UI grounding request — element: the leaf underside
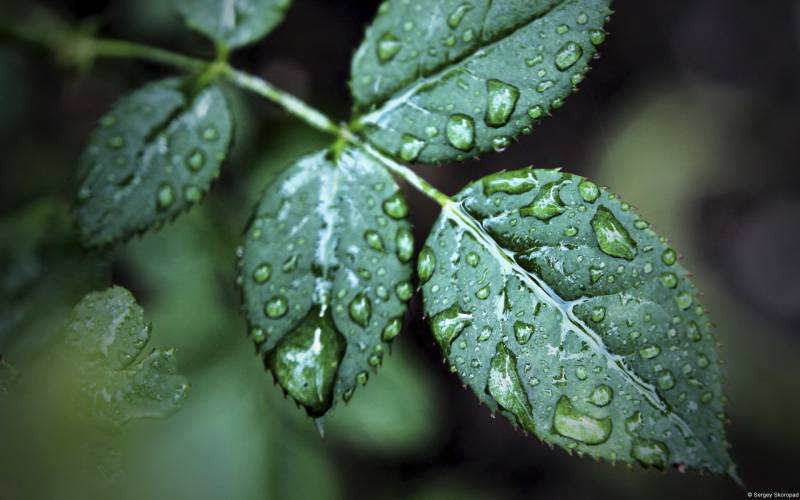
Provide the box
[174,0,293,49]
[75,78,233,247]
[65,286,189,425]
[351,0,611,164]
[420,167,735,476]
[239,147,413,417]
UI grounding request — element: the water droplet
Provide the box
[418,246,436,284]
[536,80,555,93]
[589,29,606,46]
[475,285,490,300]
[555,41,583,71]
[589,384,613,406]
[578,180,599,203]
[253,263,272,283]
[348,292,372,328]
[382,317,402,342]
[431,305,470,354]
[575,365,588,380]
[576,12,589,25]
[462,28,474,42]
[631,438,670,468]
[396,281,413,301]
[478,326,492,342]
[657,370,675,390]
[591,206,637,260]
[527,105,545,120]
[484,80,520,127]
[553,396,611,444]
[447,3,473,29]
[364,229,385,251]
[265,296,288,318]
[482,169,537,196]
[184,185,202,203]
[100,115,117,128]
[487,342,536,432]
[185,148,206,172]
[639,345,661,360]
[589,266,604,284]
[382,192,408,219]
[520,181,566,220]
[697,354,710,368]
[675,292,693,310]
[156,183,175,211]
[106,135,125,149]
[625,411,642,434]
[491,136,511,152]
[591,306,606,322]
[662,248,677,265]
[251,327,266,344]
[202,126,219,142]
[396,228,414,263]
[377,32,401,63]
[701,391,713,404]
[368,353,382,367]
[466,251,481,267]
[282,255,298,273]
[659,272,678,288]
[513,321,535,344]
[268,306,345,416]
[564,226,578,237]
[446,114,475,151]
[356,371,368,385]
[556,24,570,35]
[399,134,425,162]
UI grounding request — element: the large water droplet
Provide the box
[156,183,175,211]
[513,320,535,344]
[396,228,414,263]
[267,306,346,416]
[591,206,637,260]
[466,251,480,267]
[659,272,678,288]
[675,292,693,310]
[589,384,613,406]
[578,179,599,203]
[555,41,583,71]
[446,114,475,151]
[484,80,520,127]
[657,369,675,390]
[396,281,413,301]
[253,263,272,283]
[482,169,537,196]
[553,396,612,444]
[487,342,536,432]
[520,181,566,220]
[185,148,206,172]
[631,438,670,468]
[377,32,401,63]
[431,305,470,354]
[382,192,409,219]
[418,246,436,284]
[399,134,425,162]
[265,296,288,318]
[382,317,402,342]
[447,3,473,29]
[364,229,385,251]
[348,292,372,328]
[639,345,661,360]
[662,248,677,266]
[589,29,606,46]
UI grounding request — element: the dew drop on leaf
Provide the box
[553,395,612,445]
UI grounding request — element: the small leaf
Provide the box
[239,147,412,417]
[351,0,611,164]
[64,286,189,424]
[421,167,735,476]
[174,0,293,50]
[75,78,233,247]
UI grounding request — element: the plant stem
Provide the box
[2,20,452,206]
[220,65,341,137]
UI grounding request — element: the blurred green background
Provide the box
[1,1,799,499]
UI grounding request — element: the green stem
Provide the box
[2,19,452,206]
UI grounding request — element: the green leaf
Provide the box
[239,147,413,418]
[75,78,233,247]
[174,0,293,50]
[420,167,735,476]
[350,0,611,164]
[64,286,189,424]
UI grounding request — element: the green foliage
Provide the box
[174,0,293,50]
[420,167,733,474]
[64,286,189,424]
[350,0,611,164]
[239,148,412,417]
[75,78,233,247]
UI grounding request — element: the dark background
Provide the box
[1,1,799,499]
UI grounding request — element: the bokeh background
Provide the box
[1,1,799,499]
